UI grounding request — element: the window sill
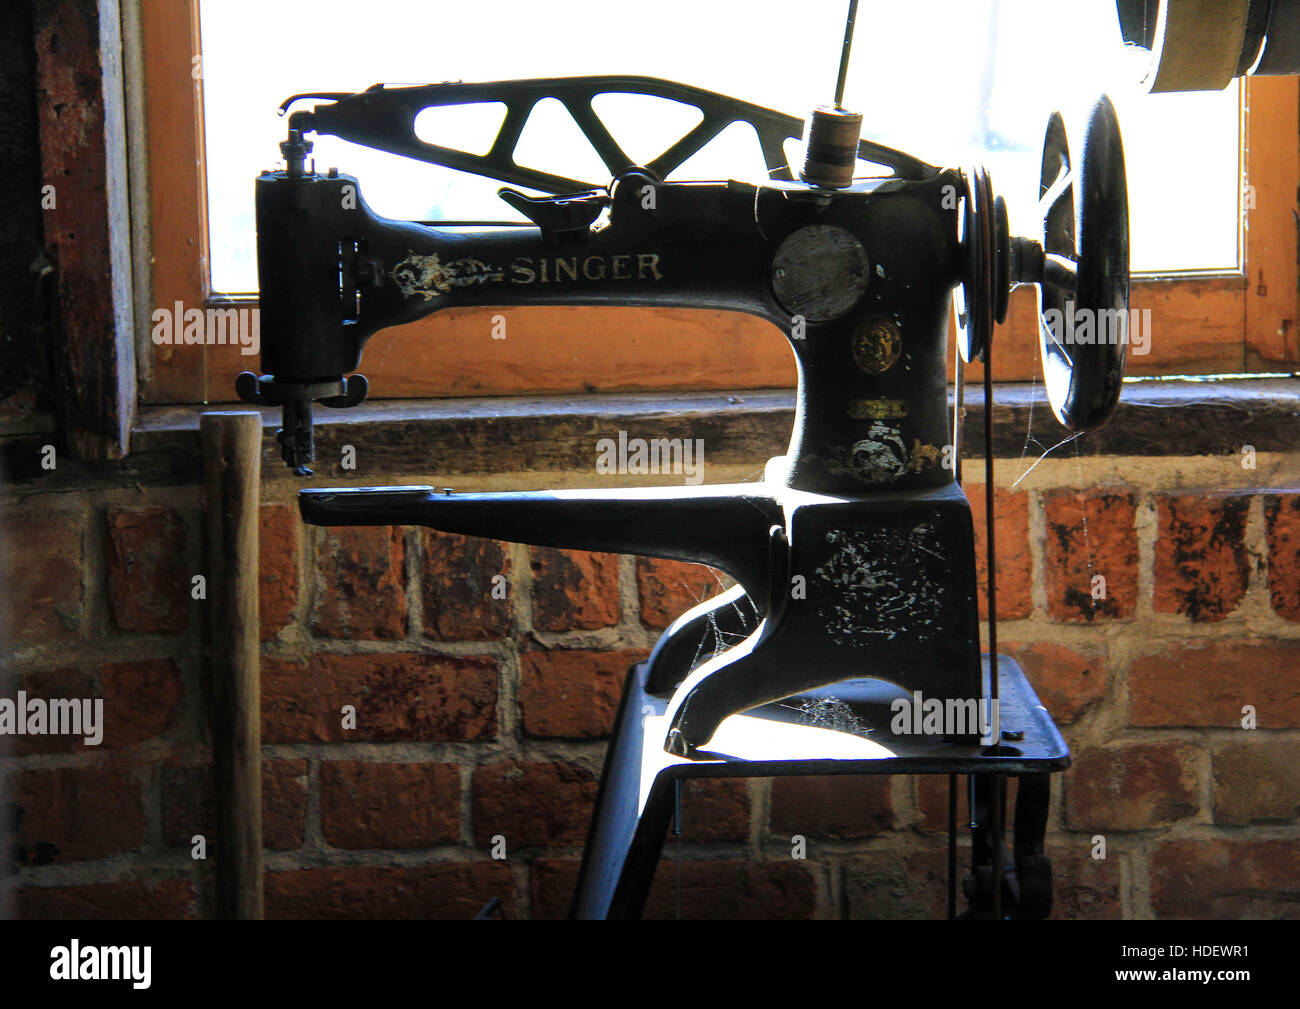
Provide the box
[3,377,1298,494]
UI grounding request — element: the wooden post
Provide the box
[201,412,263,919]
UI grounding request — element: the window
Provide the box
[141,0,1298,406]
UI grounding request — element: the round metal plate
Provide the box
[771,224,870,322]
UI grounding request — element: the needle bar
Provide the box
[834,0,860,107]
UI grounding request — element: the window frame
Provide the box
[140,0,1299,408]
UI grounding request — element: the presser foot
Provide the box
[235,371,369,477]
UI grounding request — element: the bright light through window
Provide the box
[200,0,1240,295]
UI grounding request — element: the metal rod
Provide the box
[947,774,958,919]
[983,344,1002,921]
[954,329,964,486]
[983,363,998,705]
[674,778,683,920]
[834,0,860,107]
[948,329,964,919]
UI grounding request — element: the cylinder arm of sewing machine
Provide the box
[300,482,783,616]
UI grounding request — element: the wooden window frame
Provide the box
[140,0,1300,409]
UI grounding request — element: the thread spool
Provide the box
[801,105,863,189]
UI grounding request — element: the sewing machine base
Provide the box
[571,655,1068,919]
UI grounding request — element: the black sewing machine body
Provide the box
[255,152,964,497]
[242,74,1128,918]
[259,143,986,747]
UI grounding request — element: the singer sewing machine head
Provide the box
[238,72,1128,918]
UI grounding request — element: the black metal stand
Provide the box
[570,655,1068,920]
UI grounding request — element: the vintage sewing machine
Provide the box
[237,38,1129,918]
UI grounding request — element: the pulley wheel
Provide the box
[1037,96,1130,431]
[955,165,1009,363]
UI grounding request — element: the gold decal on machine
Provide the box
[847,398,909,420]
[393,250,663,299]
[852,316,902,374]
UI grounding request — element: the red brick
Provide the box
[9,667,98,755]
[1151,839,1300,918]
[260,503,299,640]
[1265,494,1300,621]
[518,647,639,738]
[644,860,815,920]
[636,557,725,629]
[99,657,182,748]
[1005,641,1107,725]
[845,840,1109,919]
[529,547,620,631]
[1044,490,1137,621]
[531,859,581,919]
[13,767,145,863]
[967,485,1032,620]
[422,530,511,640]
[261,759,310,848]
[265,863,514,920]
[106,507,188,633]
[262,652,497,743]
[161,759,308,850]
[311,525,406,639]
[1212,739,1300,825]
[844,846,948,919]
[19,879,194,920]
[1,510,84,643]
[1154,493,1249,621]
[161,765,209,847]
[472,760,598,846]
[320,761,460,849]
[916,774,965,833]
[677,778,750,842]
[1129,641,1300,727]
[770,775,892,838]
[1065,741,1198,831]
[1045,840,1122,919]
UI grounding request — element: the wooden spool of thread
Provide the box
[801,105,863,189]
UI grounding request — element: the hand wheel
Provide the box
[954,95,1130,431]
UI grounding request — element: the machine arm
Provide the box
[277,75,938,194]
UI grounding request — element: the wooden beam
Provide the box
[32,0,136,459]
[202,411,263,920]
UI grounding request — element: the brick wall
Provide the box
[2,448,1298,919]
